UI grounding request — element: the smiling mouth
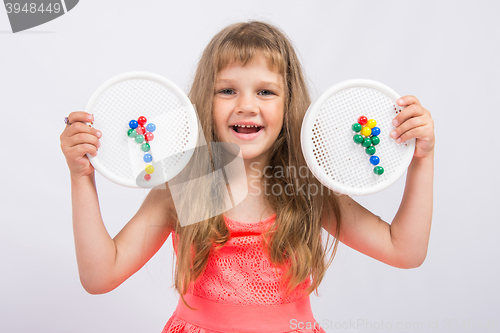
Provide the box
[231,125,263,134]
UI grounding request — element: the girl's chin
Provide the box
[216,133,273,161]
[239,147,271,162]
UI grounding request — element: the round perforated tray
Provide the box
[85,72,199,188]
[301,79,415,196]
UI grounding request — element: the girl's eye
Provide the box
[218,89,235,95]
[258,90,274,96]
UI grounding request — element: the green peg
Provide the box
[353,134,364,144]
[374,166,384,175]
[362,137,372,147]
[366,146,376,155]
[127,129,137,138]
[135,134,145,144]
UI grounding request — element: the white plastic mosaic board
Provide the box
[301,79,415,196]
[85,72,199,188]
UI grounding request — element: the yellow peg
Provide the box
[145,165,155,174]
[367,119,377,128]
[360,126,372,137]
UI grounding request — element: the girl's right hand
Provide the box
[60,112,102,179]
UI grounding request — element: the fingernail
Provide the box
[392,119,399,126]
[397,98,404,105]
[87,114,94,121]
[396,138,402,143]
[97,141,101,148]
[390,131,397,138]
[96,130,102,138]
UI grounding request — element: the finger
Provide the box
[62,142,99,161]
[67,111,94,126]
[61,124,101,155]
[70,143,99,158]
[67,132,101,149]
[396,95,421,107]
[65,122,102,139]
[396,124,432,144]
[392,104,427,127]
[390,116,427,142]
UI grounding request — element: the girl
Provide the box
[60,21,434,332]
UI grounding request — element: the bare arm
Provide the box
[71,175,174,294]
[322,96,434,269]
[112,185,174,291]
[389,152,433,267]
[62,112,175,294]
[70,172,116,293]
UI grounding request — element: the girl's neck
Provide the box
[223,151,275,223]
[243,152,271,194]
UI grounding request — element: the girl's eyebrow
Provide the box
[215,79,235,85]
[215,79,283,90]
[259,81,283,90]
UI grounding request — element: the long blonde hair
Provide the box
[171,21,341,309]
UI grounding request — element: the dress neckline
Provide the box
[223,213,276,226]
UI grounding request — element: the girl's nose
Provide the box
[236,94,259,114]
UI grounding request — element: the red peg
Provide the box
[358,116,368,125]
[136,125,146,135]
[138,116,147,126]
[144,174,151,181]
[145,132,154,142]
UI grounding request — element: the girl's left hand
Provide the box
[390,95,435,159]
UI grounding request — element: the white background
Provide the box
[1,1,499,332]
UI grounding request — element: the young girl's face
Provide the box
[213,54,285,162]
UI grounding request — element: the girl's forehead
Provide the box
[217,50,284,75]
[215,63,284,90]
[217,56,282,79]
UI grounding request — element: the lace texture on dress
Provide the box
[172,214,310,305]
[164,214,325,333]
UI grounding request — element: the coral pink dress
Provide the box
[162,214,325,333]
